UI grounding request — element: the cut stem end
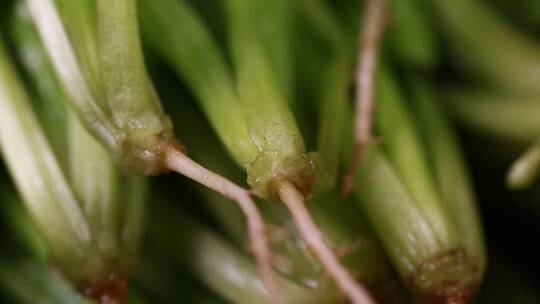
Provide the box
[408,248,480,304]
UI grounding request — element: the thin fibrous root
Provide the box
[342,0,387,197]
[277,181,376,304]
[163,145,281,304]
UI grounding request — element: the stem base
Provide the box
[80,273,127,304]
[408,248,480,304]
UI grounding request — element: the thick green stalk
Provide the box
[296,8,404,295]
[447,89,540,145]
[222,0,326,199]
[15,1,276,300]
[315,54,351,181]
[352,146,440,278]
[294,6,408,301]
[352,146,480,302]
[137,0,256,165]
[140,0,329,195]
[0,189,91,304]
[253,0,295,99]
[9,2,68,168]
[96,0,174,175]
[409,79,486,277]
[67,114,147,297]
[25,0,125,158]
[55,0,104,109]
[26,0,264,275]
[26,10,272,277]
[423,0,540,94]
[10,6,147,280]
[119,176,148,256]
[96,0,166,144]
[345,68,482,302]
[0,37,96,283]
[148,194,335,304]
[68,112,121,258]
[279,2,482,300]
[25,0,174,175]
[53,2,278,297]
[375,66,459,251]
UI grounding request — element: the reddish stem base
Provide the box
[81,274,127,304]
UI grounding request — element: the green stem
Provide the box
[316,54,351,181]
[96,0,174,175]
[345,67,482,302]
[54,0,104,109]
[10,5,146,280]
[253,0,295,99]
[140,0,330,196]
[0,189,91,304]
[296,5,402,295]
[222,0,324,199]
[9,2,69,169]
[25,0,124,155]
[351,146,439,276]
[119,176,148,256]
[0,37,95,283]
[137,0,256,166]
[409,79,486,277]
[68,112,122,258]
[351,146,479,302]
[87,3,279,295]
[376,66,460,251]
[26,0,174,175]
